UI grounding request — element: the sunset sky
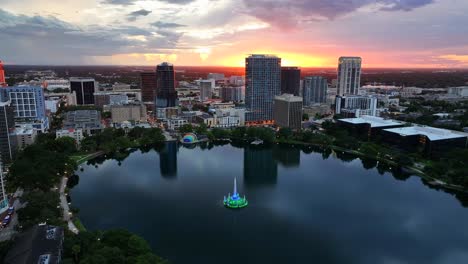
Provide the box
[1,0,468,68]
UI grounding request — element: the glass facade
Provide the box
[303,76,328,105]
[245,55,281,122]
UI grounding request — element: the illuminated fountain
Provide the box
[223,178,248,209]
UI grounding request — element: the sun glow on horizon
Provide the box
[220,52,332,68]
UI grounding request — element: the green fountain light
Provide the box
[224,178,248,209]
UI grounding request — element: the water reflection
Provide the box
[72,142,468,264]
[158,141,178,178]
[243,146,278,186]
[272,144,300,168]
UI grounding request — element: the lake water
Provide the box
[71,142,468,264]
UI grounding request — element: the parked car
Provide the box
[7,207,14,216]
[2,215,11,227]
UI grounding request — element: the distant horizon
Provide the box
[4,64,468,71]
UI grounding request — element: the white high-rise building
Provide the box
[337,57,362,96]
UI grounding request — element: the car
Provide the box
[2,215,11,227]
[7,207,14,216]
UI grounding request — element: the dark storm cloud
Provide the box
[151,21,186,28]
[0,9,182,64]
[243,0,435,28]
[127,9,152,22]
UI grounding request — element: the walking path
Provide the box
[60,176,79,234]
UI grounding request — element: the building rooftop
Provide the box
[13,124,35,135]
[275,93,302,102]
[384,126,468,141]
[339,116,405,128]
[248,54,279,58]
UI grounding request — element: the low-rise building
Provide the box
[303,104,331,118]
[56,128,84,144]
[156,107,180,119]
[166,118,188,130]
[448,86,468,97]
[63,110,102,134]
[13,124,37,149]
[335,95,378,117]
[338,116,406,139]
[4,224,64,264]
[220,86,245,102]
[382,125,468,157]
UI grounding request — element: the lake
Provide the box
[71,142,468,264]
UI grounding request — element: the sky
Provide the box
[1,0,468,68]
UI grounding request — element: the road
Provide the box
[60,177,79,234]
[0,190,23,241]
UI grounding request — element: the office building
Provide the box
[337,57,362,96]
[63,110,102,134]
[0,101,16,163]
[42,79,69,91]
[140,71,157,103]
[273,94,303,130]
[0,60,5,86]
[448,87,468,97]
[207,73,225,81]
[220,86,244,102]
[229,76,245,86]
[281,67,301,95]
[5,224,64,264]
[303,76,328,106]
[13,124,37,150]
[156,62,178,108]
[156,107,180,120]
[56,128,84,144]
[200,79,215,101]
[70,77,96,105]
[382,126,468,157]
[245,54,281,123]
[335,95,377,117]
[1,85,46,121]
[110,103,147,123]
[338,116,405,139]
[0,162,8,214]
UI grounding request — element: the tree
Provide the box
[194,123,208,135]
[72,244,81,263]
[277,127,292,140]
[179,124,193,134]
[302,113,309,121]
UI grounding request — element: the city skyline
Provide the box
[1,0,468,68]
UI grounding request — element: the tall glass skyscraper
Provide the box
[0,101,16,163]
[281,67,300,96]
[337,57,362,96]
[303,76,328,106]
[70,77,96,105]
[245,55,281,123]
[155,62,178,108]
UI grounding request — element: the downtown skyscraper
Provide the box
[281,67,301,96]
[245,55,281,123]
[155,62,178,109]
[337,57,362,96]
[303,76,328,106]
